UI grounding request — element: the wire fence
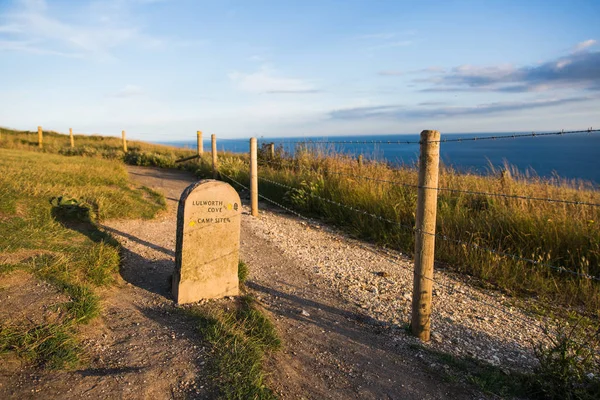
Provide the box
[258,158,600,208]
[255,174,599,281]
[219,169,548,335]
[215,127,599,346]
[260,128,599,145]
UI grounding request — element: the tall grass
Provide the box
[0,149,166,368]
[217,145,600,315]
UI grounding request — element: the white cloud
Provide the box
[453,64,515,77]
[0,0,168,60]
[358,30,416,40]
[573,39,597,53]
[422,66,445,73]
[370,40,412,50]
[378,66,446,76]
[378,70,404,76]
[0,24,22,33]
[228,66,318,94]
[0,38,82,57]
[358,32,396,40]
[112,84,144,98]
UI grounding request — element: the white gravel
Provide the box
[244,204,552,372]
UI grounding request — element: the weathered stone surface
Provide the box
[172,180,241,304]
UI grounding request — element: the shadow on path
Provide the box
[101,225,175,257]
[118,246,174,298]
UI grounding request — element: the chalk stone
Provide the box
[173,180,241,304]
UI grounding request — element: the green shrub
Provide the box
[58,146,98,157]
[531,316,600,399]
[124,151,177,168]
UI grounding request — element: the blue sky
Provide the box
[0,0,599,141]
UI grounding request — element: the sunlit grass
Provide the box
[213,145,600,315]
[0,148,166,368]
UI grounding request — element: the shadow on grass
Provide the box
[50,197,118,247]
[51,197,175,298]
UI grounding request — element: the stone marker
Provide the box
[172,180,241,304]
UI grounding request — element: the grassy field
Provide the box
[0,146,280,398]
[1,128,598,396]
[0,148,166,367]
[207,145,600,317]
[0,126,248,173]
[4,125,596,314]
[0,126,198,167]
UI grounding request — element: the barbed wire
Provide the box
[258,128,598,146]
[221,171,547,333]
[219,171,311,220]
[429,128,598,144]
[265,138,420,145]
[257,175,600,281]
[258,158,600,208]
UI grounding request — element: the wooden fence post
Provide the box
[122,130,127,153]
[69,128,74,148]
[197,130,203,156]
[250,137,258,217]
[357,154,363,167]
[268,143,275,159]
[211,134,218,178]
[38,126,43,148]
[411,129,441,342]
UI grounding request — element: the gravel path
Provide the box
[244,208,545,372]
[120,166,497,399]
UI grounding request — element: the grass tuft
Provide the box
[0,323,80,369]
[238,260,249,284]
[185,261,280,399]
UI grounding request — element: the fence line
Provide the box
[256,174,600,281]
[219,169,547,335]
[258,158,600,208]
[426,128,598,144]
[259,128,599,145]
[223,171,600,362]
[204,127,598,343]
[261,160,600,207]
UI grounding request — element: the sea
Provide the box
[158,132,600,186]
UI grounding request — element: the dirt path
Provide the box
[121,167,485,400]
[1,168,210,400]
[2,165,487,399]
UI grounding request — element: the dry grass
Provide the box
[212,145,600,315]
[0,126,195,157]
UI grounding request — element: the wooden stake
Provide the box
[250,137,258,217]
[197,131,203,156]
[69,128,74,148]
[122,130,127,153]
[38,126,43,148]
[358,154,363,167]
[211,134,218,178]
[268,143,275,159]
[411,130,441,342]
